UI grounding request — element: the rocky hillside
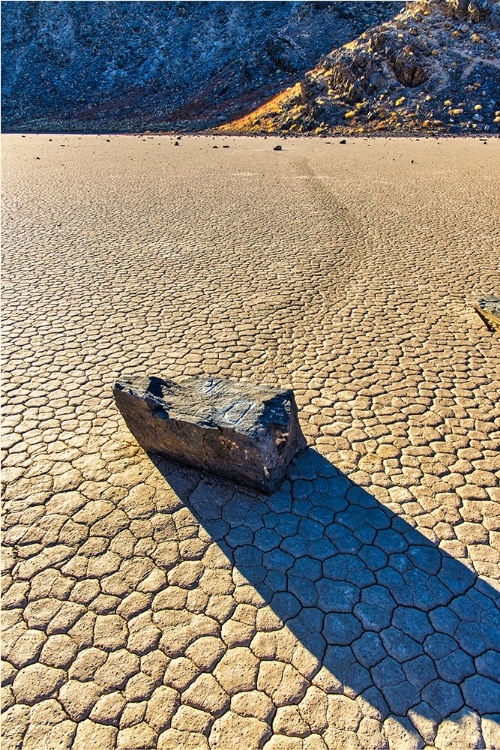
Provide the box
[1,1,401,133]
[220,0,500,136]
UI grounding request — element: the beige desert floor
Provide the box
[1,134,499,750]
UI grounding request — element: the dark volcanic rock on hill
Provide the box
[221,0,500,135]
[1,1,402,133]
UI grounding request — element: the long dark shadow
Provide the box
[151,448,500,735]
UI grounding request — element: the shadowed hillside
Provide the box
[1,1,401,133]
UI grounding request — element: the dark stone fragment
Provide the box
[389,49,428,87]
[273,144,282,151]
[339,139,347,144]
[114,375,307,494]
[266,34,306,74]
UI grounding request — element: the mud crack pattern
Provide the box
[1,135,499,749]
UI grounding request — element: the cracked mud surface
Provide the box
[2,134,499,749]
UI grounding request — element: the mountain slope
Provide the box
[1,1,402,133]
[219,0,500,135]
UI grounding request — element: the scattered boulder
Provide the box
[113,375,307,493]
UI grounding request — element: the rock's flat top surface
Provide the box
[1,136,499,750]
[116,375,297,436]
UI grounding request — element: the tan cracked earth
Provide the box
[1,134,499,750]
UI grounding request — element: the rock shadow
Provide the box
[151,448,500,735]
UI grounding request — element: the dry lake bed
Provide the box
[2,135,500,749]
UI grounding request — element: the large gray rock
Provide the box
[113,375,307,493]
